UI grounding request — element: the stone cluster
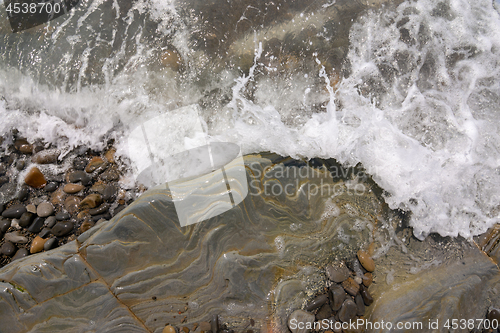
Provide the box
[0,136,142,268]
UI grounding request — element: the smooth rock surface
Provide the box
[63,184,84,194]
[326,264,350,283]
[51,222,74,236]
[24,167,47,188]
[37,202,54,217]
[2,204,27,219]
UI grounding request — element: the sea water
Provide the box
[0,0,499,240]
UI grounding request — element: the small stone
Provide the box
[39,227,52,238]
[357,250,375,272]
[341,277,360,296]
[5,231,28,244]
[43,237,57,251]
[0,241,16,256]
[362,272,373,287]
[30,236,47,254]
[160,49,183,71]
[14,139,32,154]
[305,294,328,312]
[17,185,29,201]
[19,212,35,227]
[359,285,373,306]
[55,211,71,221]
[79,194,102,210]
[85,156,105,173]
[330,284,346,311]
[64,196,81,214]
[77,210,91,221]
[90,181,106,193]
[355,294,365,316]
[25,167,47,188]
[181,327,189,333]
[326,264,350,283]
[51,221,74,236]
[0,218,11,232]
[63,183,84,194]
[105,148,116,163]
[44,182,59,192]
[315,303,333,321]
[338,299,357,322]
[2,204,27,219]
[69,170,92,186]
[31,149,60,164]
[15,159,26,171]
[37,202,54,217]
[79,220,94,233]
[28,217,45,233]
[102,184,117,202]
[211,314,219,333]
[26,204,37,214]
[89,203,109,216]
[73,157,88,170]
[163,325,176,333]
[288,310,315,333]
[488,308,500,321]
[50,188,66,206]
[12,248,29,261]
[100,168,119,181]
[91,212,111,222]
[45,216,57,228]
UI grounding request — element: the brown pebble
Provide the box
[90,181,106,193]
[362,272,373,287]
[181,327,189,333]
[50,188,66,206]
[14,139,32,154]
[64,196,81,214]
[30,236,47,254]
[31,149,60,164]
[25,167,47,188]
[341,277,360,296]
[105,148,116,163]
[79,194,102,210]
[63,184,84,194]
[199,322,211,331]
[359,285,373,306]
[85,156,105,173]
[26,204,37,214]
[357,250,375,272]
[160,49,183,71]
[100,168,119,181]
[77,210,91,221]
[79,220,95,233]
[163,325,176,333]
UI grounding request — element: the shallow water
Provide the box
[0,0,500,252]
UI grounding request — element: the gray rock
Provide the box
[330,284,346,311]
[45,216,57,228]
[18,212,35,227]
[4,231,28,244]
[0,183,16,205]
[44,182,59,192]
[355,294,365,316]
[89,204,109,216]
[288,310,315,333]
[43,237,57,251]
[55,211,71,221]
[37,202,54,217]
[17,185,29,201]
[326,264,350,283]
[28,217,45,233]
[39,227,52,238]
[102,185,117,202]
[51,221,74,237]
[338,299,357,322]
[305,294,328,312]
[0,241,16,256]
[0,218,11,233]
[11,248,28,261]
[68,171,92,186]
[2,204,27,219]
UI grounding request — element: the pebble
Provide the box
[31,149,60,164]
[198,322,211,331]
[45,216,57,228]
[15,159,25,171]
[64,196,81,214]
[105,149,116,163]
[68,171,92,186]
[37,202,54,217]
[288,310,315,333]
[25,167,47,188]
[85,156,105,173]
[5,231,28,244]
[28,217,46,233]
[14,139,32,154]
[355,294,365,316]
[100,168,119,181]
[0,241,16,256]
[63,184,84,194]
[43,237,57,251]
[91,212,111,222]
[19,212,35,227]
[0,176,9,186]
[102,184,117,202]
[89,203,109,216]
[39,227,52,238]
[338,299,357,322]
[330,284,346,311]
[2,204,27,219]
[50,188,66,206]
[79,220,94,233]
[341,277,360,296]
[362,272,373,287]
[80,194,102,210]
[315,303,333,321]
[326,264,350,283]
[357,250,375,272]
[12,248,29,261]
[44,182,59,192]
[211,314,219,333]
[305,294,328,312]
[73,157,87,170]
[26,204,37,214]
[0,203,3,214]
[163,325,176,333]
[359,285,373,306]
[51,221,74,237]
[55,211,71,221]
[17,185,29,201]
[30,236,47,254]
[0,218,11,232]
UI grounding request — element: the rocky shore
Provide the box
[0,133,143,268]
